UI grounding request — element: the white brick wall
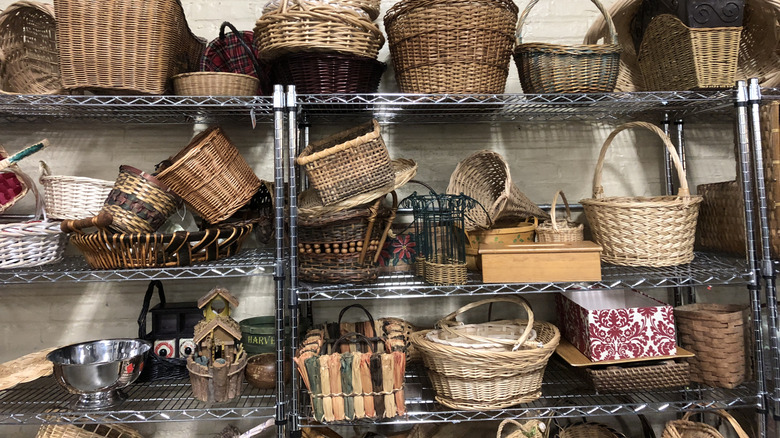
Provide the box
[0,0,752,436]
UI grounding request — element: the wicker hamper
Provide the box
[581,122,702,267]
[53,0,205,94]
[384,0,518,94]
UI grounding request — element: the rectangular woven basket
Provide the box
[586,360,690,393]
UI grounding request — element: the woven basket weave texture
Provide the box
[586,360,690,392]
[39,161,113,221]
[537,190,584,242]
[172,72,259,96]
[103,165,179,234]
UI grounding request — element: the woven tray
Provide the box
[586,360,690,393]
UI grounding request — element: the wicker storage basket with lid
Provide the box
[537,190,584,242]
[155,126,261,225]
[410,296,560,410]
[53,0,205,94]
[581,121,702,267]
[514,0,621,93]
[0,1,61,95]
[38,161,113,221]
[384,0,518,94]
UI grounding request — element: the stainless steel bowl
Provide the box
[47,338,151,410]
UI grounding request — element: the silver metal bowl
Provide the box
[47,338,151,410]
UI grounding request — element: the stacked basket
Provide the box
[256,0,386,93]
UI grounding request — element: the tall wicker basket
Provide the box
[581,122,702,267]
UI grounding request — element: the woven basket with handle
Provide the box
[39,160,113,221]
[559,422,625,438]
[537,190,584,242]
[581,122,702,267]
[661,409,749,438]
[514,0,621,93]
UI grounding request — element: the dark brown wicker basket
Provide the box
[271,51,385,94]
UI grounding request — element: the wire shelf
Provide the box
[0,95,276,124]
[0,376,275,425]
[297,252,752,301]
[0,248,275,283]
[298,359,760,425]
[297,91,736,124]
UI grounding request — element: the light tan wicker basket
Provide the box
[172,72,259,96]
[661,409,749,438]
[559,423,625,438]
[410,296,560,410]
[581,122,702,267]
[39,161,113,221]
[496,418,549,438]
[36,423,143,438]
[537,190,584,242]
[262,0,379,20]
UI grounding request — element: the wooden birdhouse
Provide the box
[197,287,239,321]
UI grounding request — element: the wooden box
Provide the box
[478,241,602,283]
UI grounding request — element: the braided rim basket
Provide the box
[410,296,560,410]
[661,409,749,438]
[514,0,621,94]
[536,190,584,242]
[580,121,702,267]
[254,0,384,61]
[39,160,113,221]
[384,0,519,94]
[0,1,62,95]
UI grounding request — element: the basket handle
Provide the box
[0,139,48,173]
[516,0,618,46]
[38,160,52,181]
[331,331,385,355]
[138,280,166,340]
[550,190,572,232]
[592,121,690,199]
[60,211,114,234]
[679,410,749,438]
[337,304,376,333]
[219,21,263,80]
[437,296,536,351]
[497,418,546,438]
[372,190,399,264]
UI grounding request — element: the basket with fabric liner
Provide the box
[297,119,394,206]
[410,296,560,410]
[514,0,621,93]
[38,160,113,221]
[53,0,205,94]
[198,21,270,95]
[155,126,261,225]
[271,51,385,94]
[581,121,702,267]
[384,0,518,94]
[253,0,384,61]
[537,190,584,242]
[0,1,62,95]
[661,409,750,438]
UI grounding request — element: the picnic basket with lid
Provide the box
[581,121,702,267]
[514,0,621,93]
[410,296,560,410]
[536,190,584,242]
[38,161,113,221]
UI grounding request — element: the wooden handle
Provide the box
[60,211,113,233]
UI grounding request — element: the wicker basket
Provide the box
[0,145,28,213]
[200,22,269,95]
[496,418,548,438]
[103,165,179,234]
[0,1,61,95]
[68,220,254,269]
[297,120,394,206]
[38,161,113,221]
[638,14,741,90]
[584,0,780,91]
[674,303,748,389]
[559,423,625,438]
[695,180,746,255]
[514,0,621,94]
[537,190,584,242]
[581,122,702,267]
[262,0,380,20]
[447,150,548,231]
[53,0,206,94]
[410,296,560,410]
[271,52,385,94]
[172,72,259,96]
[384,0,518,94]
[662,409,749,438]
[155,127,261,225]
[36,423,143,438]
[254,0,384,61]
[586,360,690,393]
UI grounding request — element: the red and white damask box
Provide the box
[555,289,677,362]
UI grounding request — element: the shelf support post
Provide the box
[273,84,287,438]
[286,85,301,437]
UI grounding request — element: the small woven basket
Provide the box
[254,0,384,61]
[447,150,548,231]
[297,119,394,206]
[0,1,61,94]
[496,418,548,438]
[38,161,113,221]
[537,190,584,242]
[514,0,621,93]
[586,360,690,393]
[53,0,205,94]
[36,423,144,438]
[103,165,179,234]
[559,422,625,438]
[674,303,748,389]
[155,127,261,225]
[661,409,749,438]
[638,14,741,90]
[694,180,746,255]
[410,296,560,410]
[581,122,702,267]
[271,52,385,94]
[172,72,259,96]
[384,0,518,93]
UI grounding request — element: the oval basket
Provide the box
[271,52,385,94]
[172,72,259,96]
[580,122,702,267]
[661,409,749,438]
[39,161,113,221]
[536,190,584,242]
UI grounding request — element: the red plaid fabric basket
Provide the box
[200,22,270,94]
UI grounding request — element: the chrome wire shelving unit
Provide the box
[286,85,771,436]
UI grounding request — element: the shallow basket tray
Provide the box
[39,161,113,221]
[172,72,259,96]
[68,221,254,269]
[586,360,690,393]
